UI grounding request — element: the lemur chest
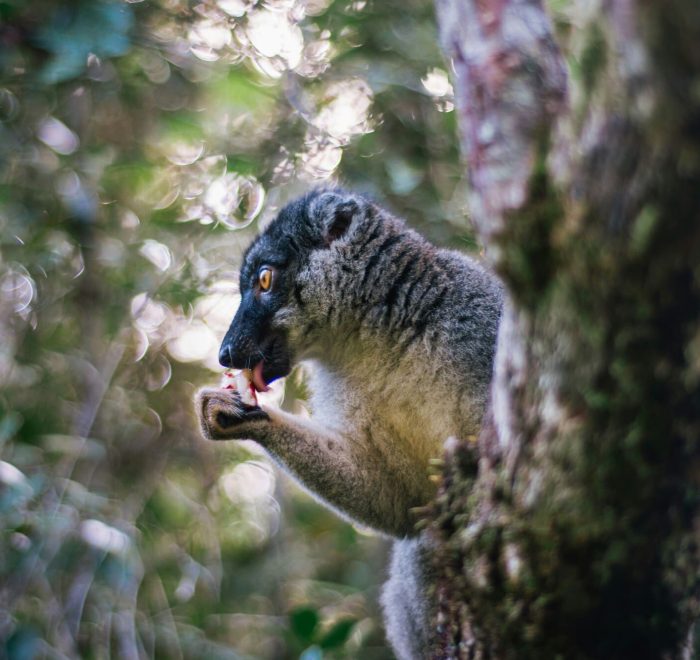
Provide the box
[306,364,457,456]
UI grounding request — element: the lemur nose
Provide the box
[218,343,234,368]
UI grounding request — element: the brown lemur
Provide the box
[196,188,503,659]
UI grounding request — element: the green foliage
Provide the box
[0,0,466,657]
[320,618,357,649]
[579,23,607,94]
[36,2,134,83]
[289,607,357,658]
[291,607,320,643]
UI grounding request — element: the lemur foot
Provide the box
[196,387,269,440]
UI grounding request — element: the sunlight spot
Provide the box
[166,141,205,166]
[120,208,140,229]
[139,239,173,272]
[304,0,333,15]
[220,461,275,504]
[421,68,453,97]
[81,519,130,555]
[218,0,250,17]
[37,116,79,155]
[202,173,265,229]
[1,269,35,314]
[246,9,303,70]
[132,327,149,362]
[301,141,342,179]
[297,38,332,77]
[145,354,172,391]
[313,79,373,143]
[139,51,171,84]
[181,154,228,202]
[0,461,30,490]
[188,20,233,62]
[167,320,218,363]
[139,168,179,210]
[195,289,240,335]
[131,293,169,333]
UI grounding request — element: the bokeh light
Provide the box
[0,0,468,656]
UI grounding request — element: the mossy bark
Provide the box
[432,1,700,657]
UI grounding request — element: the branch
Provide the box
[436,0,567,245]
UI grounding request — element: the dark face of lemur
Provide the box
[218,188,361,390]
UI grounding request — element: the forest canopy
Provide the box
[0,0,465,657]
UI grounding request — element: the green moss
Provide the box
[500,137,564,308]
[630,205,659,255]
[580,23,608,94]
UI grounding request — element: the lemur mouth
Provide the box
[252,334,293,390]
[251,361,270,393]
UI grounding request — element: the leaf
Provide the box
[290,607,320,643]
[319,619,357,649]
[207,71,278,114]
[35,1,134,83]
[5,626,41,660]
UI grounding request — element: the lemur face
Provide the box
[217,223,298,392]
[218,189,362,391]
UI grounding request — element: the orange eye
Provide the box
[258,267,272,291]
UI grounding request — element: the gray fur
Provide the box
[197,189,503,659]
[382,536,436,659]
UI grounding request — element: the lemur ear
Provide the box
[324,200,357,246]
[309,190,361,247]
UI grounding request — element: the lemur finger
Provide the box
[196,388,238,439]
[196,388,269,440]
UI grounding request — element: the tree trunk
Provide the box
[432,0,700,657]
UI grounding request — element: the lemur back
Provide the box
[197,188,503,658]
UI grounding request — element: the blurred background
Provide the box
[0,0,472,657]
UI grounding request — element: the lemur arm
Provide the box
[197,388,419,537]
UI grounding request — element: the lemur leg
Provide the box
[197,388,416,536]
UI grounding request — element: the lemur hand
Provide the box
[196,388,270,440]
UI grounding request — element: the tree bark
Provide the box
[432,0,700,657]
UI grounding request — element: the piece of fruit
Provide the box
[220,369,258,406]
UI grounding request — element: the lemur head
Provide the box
[219,188,381,391]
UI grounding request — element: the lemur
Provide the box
[196,188,503,659]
